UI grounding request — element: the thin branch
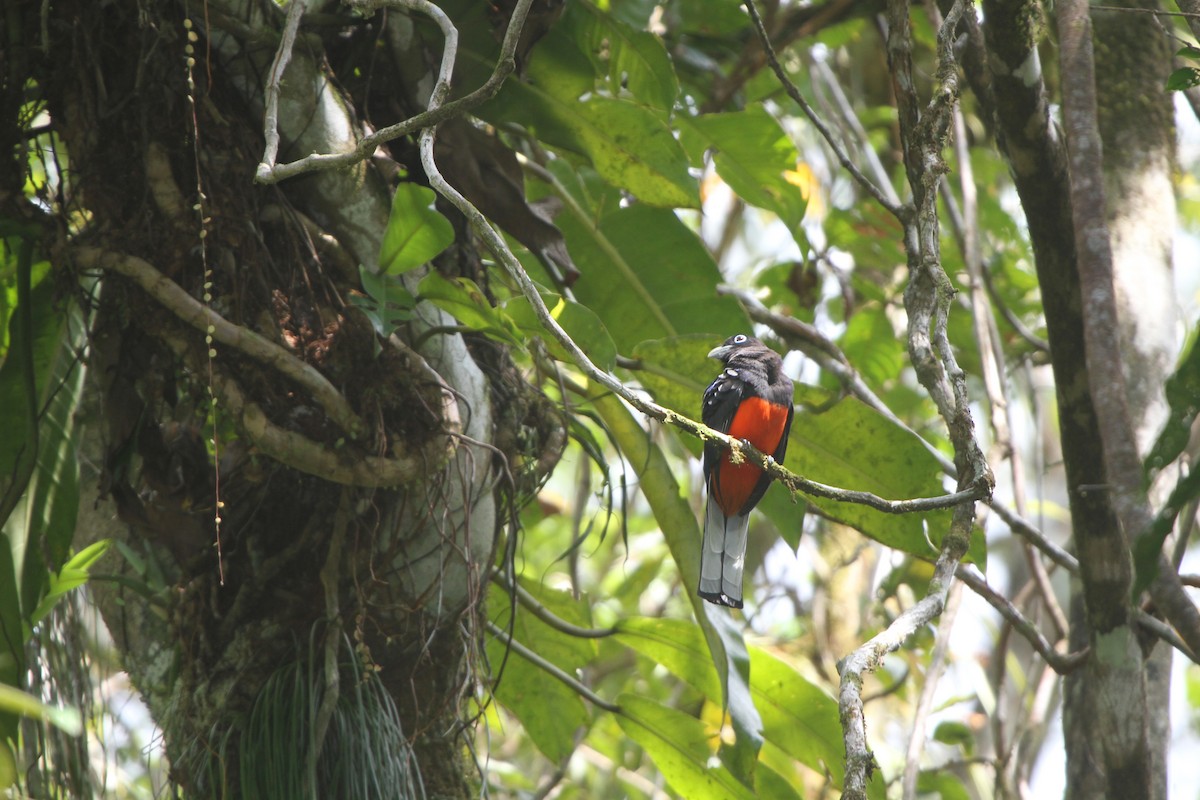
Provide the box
[155,327,444,487]
[987,500,1079,573]
[955,566,1087,674]
[839,505,973,799]
[491,573,617,639]
[742,0,909,222]
[255,0,535,184]
[259,0,304,176]
[72,246,368,441]
[837,2,990,796]
[810,56,902,208]
[485,621,619,713]
[1134,609,1200,664]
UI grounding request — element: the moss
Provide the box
[1092,2,1175,175]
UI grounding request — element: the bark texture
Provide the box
[33,1,560,795]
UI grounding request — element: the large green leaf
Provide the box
[417,272,524,347]
[564,1,679,113]
[615,617,721,699]
[680,109,807,232]
[616,693,756,800]
[14,298,87,620]
[615,617,862,794]
[379,183,455,275]
[504,291,618,372]
[748,647,850,789]
[487,581,596,763]
[0,683,81,736]
[0,257,58,522]
[557,206,747,353]
[479,29,697,207]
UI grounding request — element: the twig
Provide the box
[485,621,619,712]
[255,0,535,184]
[156,327,445,487]
[810,56,902,208]
[742,0,909,222]
[491,573,617,639]
[955,566,1087,674]
[838,506,972,799]
[72,246,368,441]
[309,489,352,772]
[1134,609,1200,664]
[259,0,304,176]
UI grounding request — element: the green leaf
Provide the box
[379,183,455,274]
[558,206,747,352]
[481,30,697,208]
[1132,465,1200,598]
[417,272,524,347]
[932,720,976,754]
[917,769,973,800]
[486,581,596,763]
[28,540,111,629]
[616,693,757,800]
[1176,44,1200,61]
[1144,329,1200,476]
[840,309,907,389]
[748,646,851,788]
[565,1,679,112]
[1166,67,1200,92]
[355,266,415,340]
[0,683,81,736]
[0,255,59,524]
[680,109,807,232]
[505,291,618,372]
[615,617,721,703]
[14,294,88,620]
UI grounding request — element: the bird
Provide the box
[700,334,794,608]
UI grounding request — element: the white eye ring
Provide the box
[734,334,748,344]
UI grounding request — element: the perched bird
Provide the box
[700,334,794,608]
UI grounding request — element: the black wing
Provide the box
[701,368,745,484]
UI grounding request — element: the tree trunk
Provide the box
[1073,4,1177,798]
[37,1,556,795]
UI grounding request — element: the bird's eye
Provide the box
[733,334,747,344]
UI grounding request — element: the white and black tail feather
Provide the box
[699,493,749,608]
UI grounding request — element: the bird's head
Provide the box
[707,333,761,361]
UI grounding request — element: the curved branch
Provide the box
[955,566,1087,674]
[154,325,448,488]
[73,246,368,441]
[492,573,617,639]
[742,0,909,223]
[485,621,619,713]
[255,0,534,184]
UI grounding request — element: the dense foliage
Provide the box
[2,0,1200,798]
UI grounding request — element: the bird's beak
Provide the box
[708,344,732,360]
